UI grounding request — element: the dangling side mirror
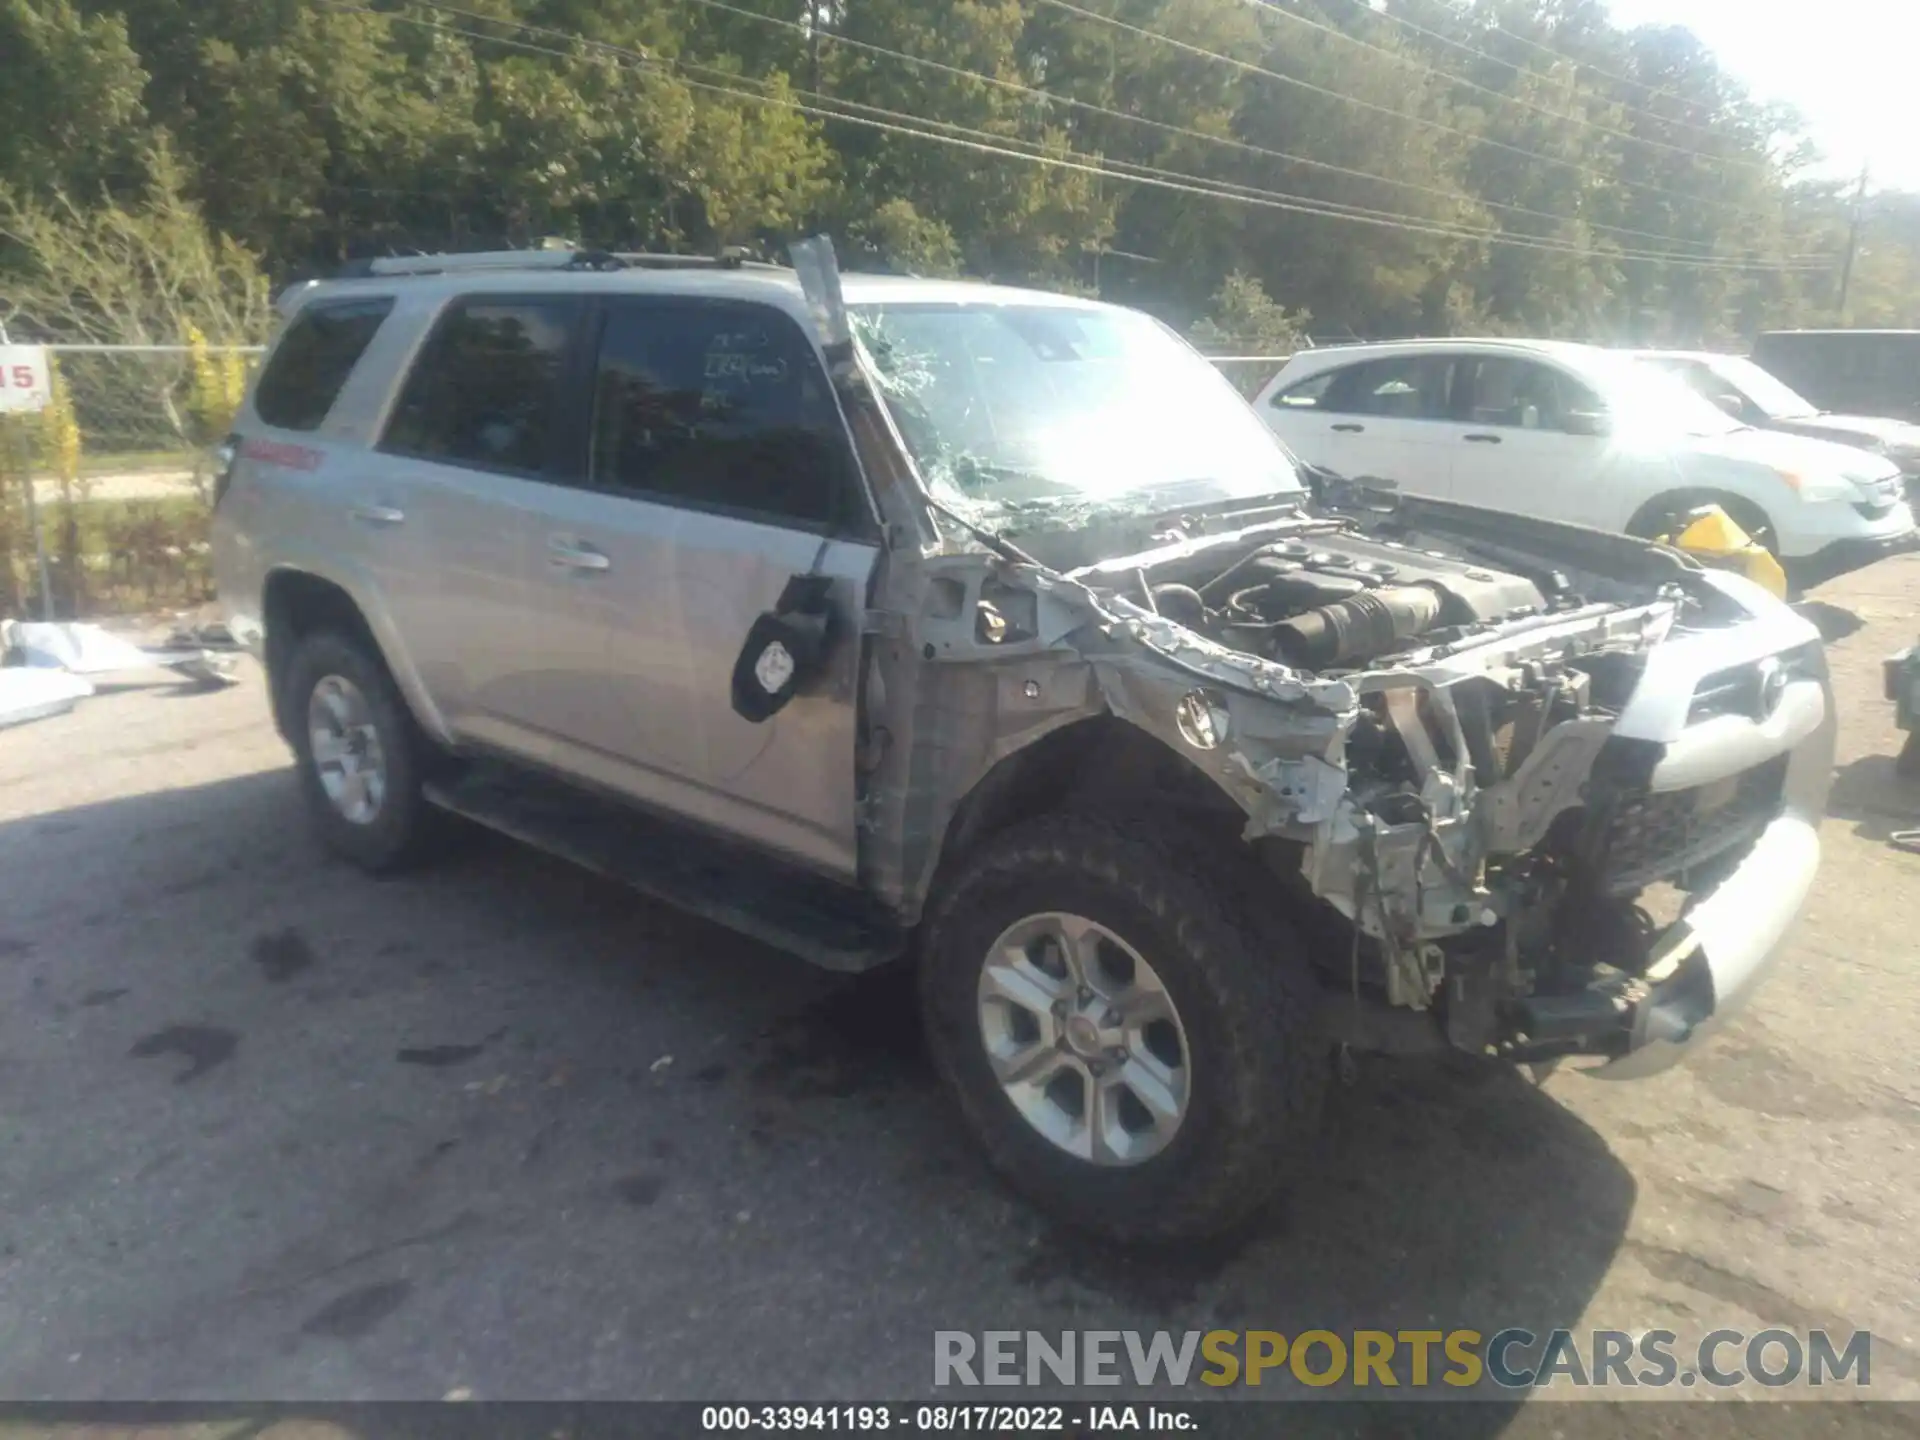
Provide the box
[730,574,836,724]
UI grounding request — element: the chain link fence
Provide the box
[0,343,261,621]
[1204,354,1291,398]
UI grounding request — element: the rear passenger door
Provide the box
[1445,355,1610,524]
[1311,354,1460,496]
[371,294,586,752]
[520,294,879,881]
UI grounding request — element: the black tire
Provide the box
[919,813,1327,1243]
[284,629,442,874]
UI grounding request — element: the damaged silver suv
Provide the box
[214,240,1833,1242]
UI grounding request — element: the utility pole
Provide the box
[1837,163,1870,323]
[806,0,822,97]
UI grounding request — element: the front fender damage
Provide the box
[864,540,1686,1030]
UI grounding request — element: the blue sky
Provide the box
[1606,0,1920,191]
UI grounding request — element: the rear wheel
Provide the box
[919,813,1326,1242]
[285,630,442,873]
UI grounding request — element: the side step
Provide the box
[425,765,906,973]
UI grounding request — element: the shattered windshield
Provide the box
[849,300,1304,518]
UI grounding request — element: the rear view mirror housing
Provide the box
[730,574,836,723]
[1563,410,1612,438]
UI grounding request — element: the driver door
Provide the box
[517,295,880,881]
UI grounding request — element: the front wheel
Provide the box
[919,814,1326,1242]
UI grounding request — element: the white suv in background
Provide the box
[1254,338,1917,587]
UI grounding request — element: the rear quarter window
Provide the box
[254,297,394,431]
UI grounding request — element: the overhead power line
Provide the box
[1034,0,1778,221]
[1245,0,1770,172]
[1320,0,1733,138]
[404,0,1827,262]
[324,2,1831,274]
[624,0,1774,258]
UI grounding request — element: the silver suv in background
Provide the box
[215,243,1834,1242]
[1635,349,1920,506]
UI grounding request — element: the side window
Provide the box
[1689,364,1756,420]
[1460,357,1599,431]
[1270,370,1337,410]
[1333,356,1455,420]
[1787,337,1836,391]
[382,297,579,476]
[1868,337,1917,401]
[589,298,856,529]
[254,298,393,431]
[1670,362,1721,401]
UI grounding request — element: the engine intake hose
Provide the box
[1270,584,1445,668]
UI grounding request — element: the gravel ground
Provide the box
[1,558,1917,1424]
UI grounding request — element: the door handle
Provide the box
[349,503,406,526]
[1463,433,1503,444]
[548,538,611,572]
[1331,422,1366,433]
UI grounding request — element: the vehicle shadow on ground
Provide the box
[1826,753,1920,842]
[0,770,1634,1420]
[1794,599,1866,644]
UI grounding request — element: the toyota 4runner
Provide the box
[213,240,1834,1242]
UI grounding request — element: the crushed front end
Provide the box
[1050,489,1833,1078]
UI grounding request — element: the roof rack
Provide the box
[346,246,789,279]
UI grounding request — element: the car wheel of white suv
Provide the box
[285,630,443,873]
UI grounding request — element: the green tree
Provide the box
[0,150,271,450]
[0,0,149,199]
[1190,271,1309,353]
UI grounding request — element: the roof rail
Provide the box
[348,246,789,279]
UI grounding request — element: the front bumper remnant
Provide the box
[1525,667,1833,1079]
[1523,813,1823,1079]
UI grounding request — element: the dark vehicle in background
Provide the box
[1637,350,1920,503]
[1751,331,1920,426]
[1890,642,1920,778]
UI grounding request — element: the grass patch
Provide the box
[77,448,198,477]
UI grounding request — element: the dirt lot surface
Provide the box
[2,559,1917,1424]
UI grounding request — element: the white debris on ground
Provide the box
[0,668,95,729]
[0,618,241,729]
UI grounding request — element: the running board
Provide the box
[425,765,905,973]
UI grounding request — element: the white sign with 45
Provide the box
[0,345,53,413]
